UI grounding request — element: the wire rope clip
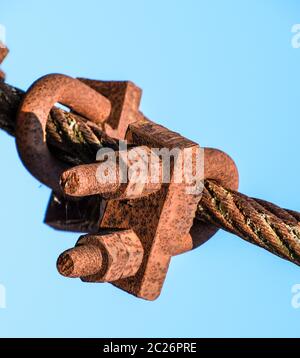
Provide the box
[16,74,239,300]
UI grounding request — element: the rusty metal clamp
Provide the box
[16,75,238,300]
[16,74,111,193]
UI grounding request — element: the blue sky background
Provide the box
[0,0,300,337]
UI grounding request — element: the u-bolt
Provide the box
[16,74,111,193]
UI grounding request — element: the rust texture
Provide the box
[16,74,111,192]
[77,79,142,140]
[61,146,162,200]
[57,229,144,282]
[57,244,103,278]
[197,180,300,265]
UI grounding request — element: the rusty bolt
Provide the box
[60,146,162,200]
[57,229,144,282]
[57,244,103,278]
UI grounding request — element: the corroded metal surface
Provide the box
[60,146,162,199]
[78,79,142,140]
[57,230,144,282]
[16,74,111,192]
[190,148,239,249]
[57,244,103,278]
[49,79,238,300]
[17,76,238,300]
